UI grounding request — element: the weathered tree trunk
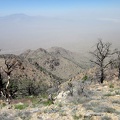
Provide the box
[100,68,104,83]
[0,69,4,98]
[100,62,104,83]
[0,73,2,97]
[5,76,11,104]
[118,51,120,79]
[118,65,120,79]
[6,76,10,89]
[118,55,120,79]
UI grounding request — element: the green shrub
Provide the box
[0,102,6,108]
[73,114,82,120]
[30,97,40,107]
[14,104,28,110]
[112,100,120,104]
[82,75,88,81]
[109,84,114,88]
[93,106,116,113]
[115,90,120,95]
[17,79,49,97]
[104,93,113,96]
[42,100,53,106]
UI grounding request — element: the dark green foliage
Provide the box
[0,77,49,99]
[8,79,19,98]
[82,75,88,81]
[17,79,49,97]
[109,84,114,88]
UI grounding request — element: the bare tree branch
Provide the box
[90,60,101,66]
[90,40,112,83]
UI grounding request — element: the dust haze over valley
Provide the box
[0,13,120,54]
[0,1,120,54]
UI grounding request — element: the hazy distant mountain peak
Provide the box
[0,13,32,22]
[47,46,72,55]
[4,13,29,18]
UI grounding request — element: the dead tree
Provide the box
[115,50,120,79]
[118,51,120,79]
[110,49,120,79]
[0,67,4,98]
[0,57,23,103]
[90,40,112,83]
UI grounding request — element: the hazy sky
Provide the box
[0,0,120,54]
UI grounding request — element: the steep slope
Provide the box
[47,46,89,69]
[20,47,85,79]
[0,67,120,120]
[0,54,61,91]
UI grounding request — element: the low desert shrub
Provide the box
[115,90,120,95]
[42,100,53,106]
[104,93,113,96]
[14,103,28,110]
[109,83,114,88]
[93,106,116,113]
[17,111,31,120]
[101,116,112,120]
[112,100,120,104]
[73,114,82,120]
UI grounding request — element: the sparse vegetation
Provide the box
[115,90,120,95]
[104,93,113,96]
[101,116,112,120]
[42,99,54,106]
[82,75,88,81]
[14,103,28,110]
[73,114,82,120]
[109,83,114,88]
[0,43,120,120]
[0,102,6,108]
[112,100,120,104]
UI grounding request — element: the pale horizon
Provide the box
[0,0,120,54]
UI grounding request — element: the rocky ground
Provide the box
[0,79,120,120]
